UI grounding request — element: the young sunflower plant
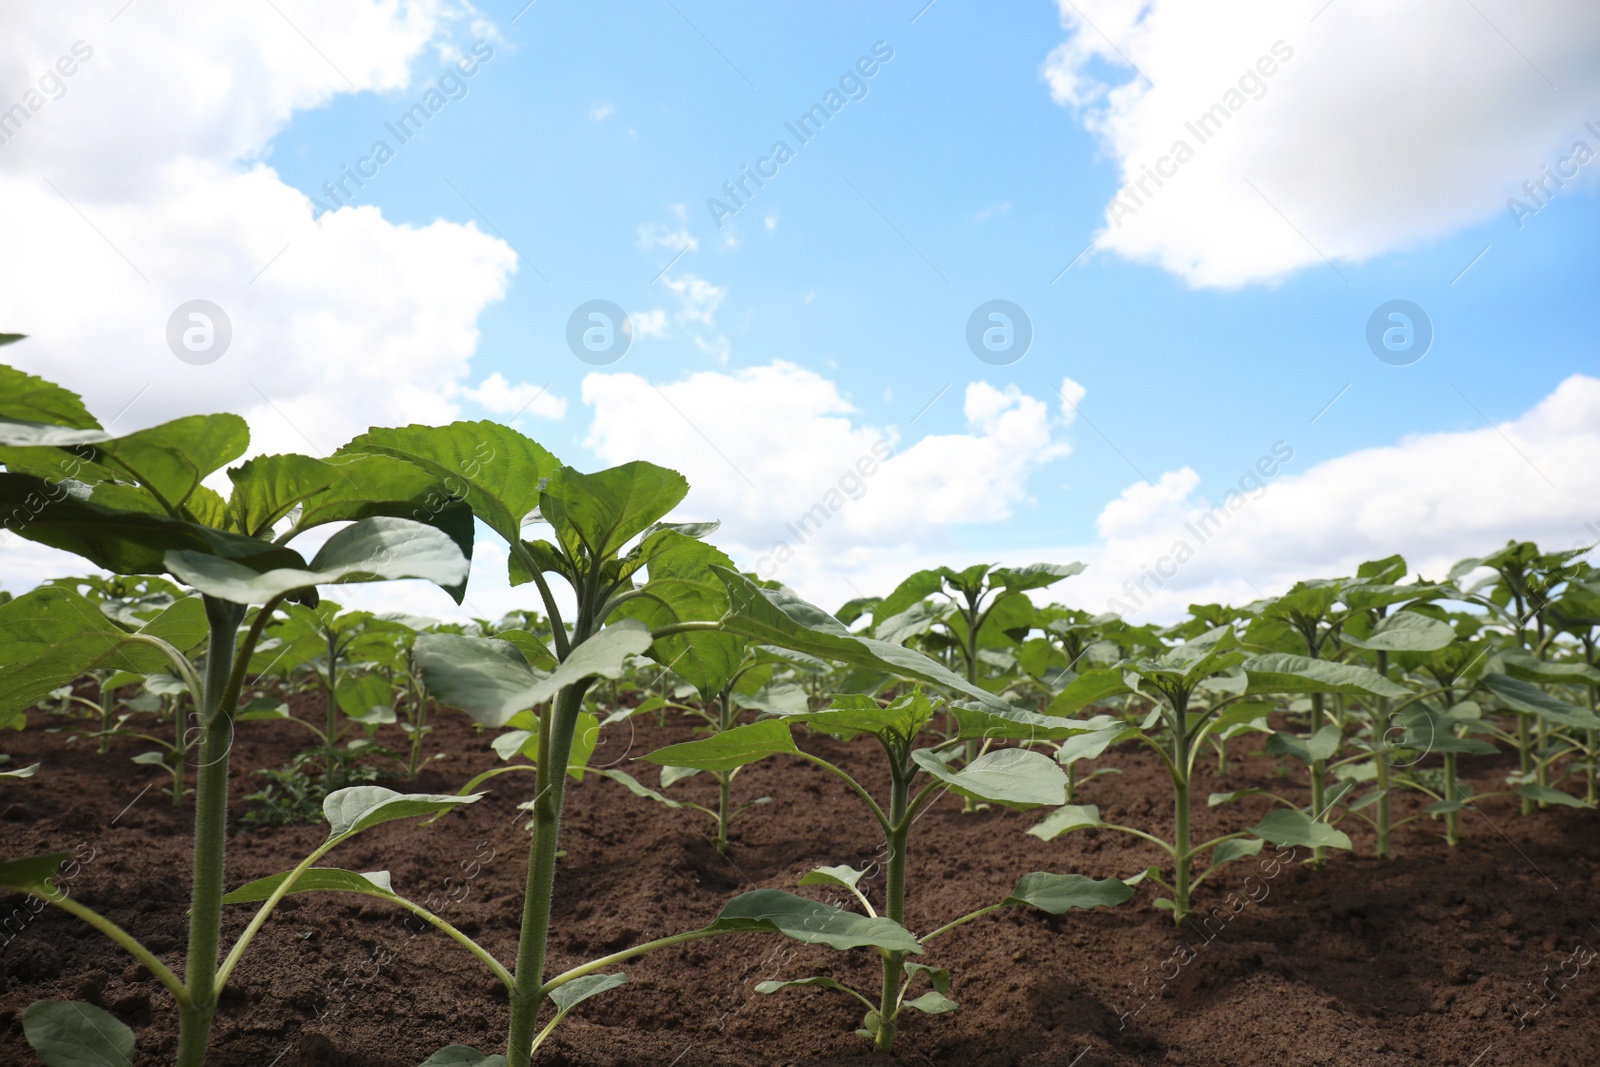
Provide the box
[0,358,480,1067]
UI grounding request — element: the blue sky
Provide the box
[265,1,1599,549]
[3,0,1599,616]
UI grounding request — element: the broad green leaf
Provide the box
[872,568,950,626]
[0,763,40,778]
[1208,788,1266,807]
[0,589,205,718]
[1001,872,1134,913]
[1211,838,1266,866]
[910,747,1067,809]
[992,562,1085,593]
[1243,654,1409,698]
[799,865,868,892]
[904,962,952,994]
[611,529,743,696]
[643,719,797,772]
[713,567,1017,715]
[1481,673,1600,729]
[542,462,688,560]
[1515,784,1591,809]
[166,516,469,605]
[1264,725,1342,765]
[85,415,249,515]
[1340,611,1454,652]
[1052,722,1136,765]
[779,690,936,741]
[322,786,482,840]
[0,364,99,430]
[1046,668,1133,715]
[755,976,868,1000]
[0,472,303,576]
[419,1048,508,1067]
[549,973,627,1013]
[706,889,922,954]
[873,599,944,646]
[22,1001,133,1067]
[338,421,561,549]
[595,768,684,809]
[1250,809,1352,850]
[225,454,341,538]
[0,852,71,894]
[415,634,538,726]
[223,867,395,904]
[1026,804,1103,840]
[495,629,558,672]
[902,991,960,1014]
[336,672,392,720]
[1497,652,1600,686]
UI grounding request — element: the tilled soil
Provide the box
[2,697,1598,1066]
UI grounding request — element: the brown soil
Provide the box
[2,698,1599,1067]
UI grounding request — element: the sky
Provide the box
[1,0,1598,624]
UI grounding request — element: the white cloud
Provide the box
[661,272,725,328]
[0,1,515,458]
[1070,375,1600,619]
[580,362,1075,600]
[632,309,668,338]
[636,220,698,252]
[763,214,778,231]
[588,102,615,121]
[1045,0,1600,287]
[459,372,566,419]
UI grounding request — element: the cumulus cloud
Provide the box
[459,372,566,419]
[0,0,515,456]
[1068,375,1600,619]
[580,362,1076,598]
[1045,0,1600,286]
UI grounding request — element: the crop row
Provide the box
[2,343,1596,1065]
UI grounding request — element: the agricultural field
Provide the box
[3,357,1599,1066]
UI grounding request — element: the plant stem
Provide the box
[1170,691,1193,925]
[1374,651,1391,860]
[505,679,593,1067]
[1309,693,1328,868]
[1443,751,1460,847]
[173,693,187,807]
[1516,714,1534,815]
[175,597,243,1067]
[323,629,339,790]
[873,752,912,1053]
[715,684,734,852]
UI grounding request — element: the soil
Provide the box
[2,695,1599,1067]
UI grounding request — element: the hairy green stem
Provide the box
[1374,651,1392,860]
[505,679,594,1067]
[175,597,244,1067]
[873,754,912,1053]
[1170,693,1193,924]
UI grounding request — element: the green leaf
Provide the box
[781,689,937,741]
[0,364,98,430]
[799,865,868,892]
[1481,672,1600,730]
[1250,809,1352,850]
[0,588,205,718]
[706,889,922,954]
[902,991,960,1014]
[336,672,392,720]
[86,415,249,515]
[992,562,1085,593]
[223,867,395,904]
[1264,725,1343,765]
[1046,668,1133,715]
[1002,871,1134,913]
[713,567,1018,715]
[548,973,627,1013]
[338,421,561,550]
[419,1047,509,1067]
[611,529,743,696]
[0,852,71,894]
[754,976,868,1000]
[22,1001,134,1067]
[1207,788,1266,807]
[416,622,651,727]
[542,462,688,560]
[1051,721,1135,765]
[1244,654,1409,698]
[0,472,303,576]
[166,516,469,605]
[903,962,952,994]
[1340,611,1455,652]
[225,454,341,538]
[642,719,797,772]
[322,786,482,841]
[910,747,1067,809]
[1026,804,1104,840]
[595,768,684,809]
[1514,784,1592,809]
[1211,838,1266,866]
[872,568,950,626]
